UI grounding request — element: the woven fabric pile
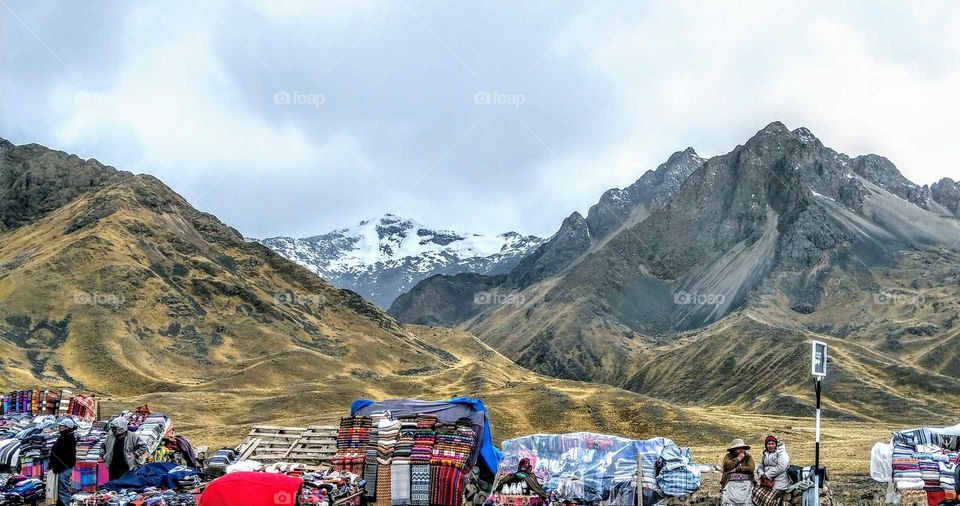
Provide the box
[0,389,95,419]
[73,428,108,493]
[132,414,171,456]
[0,474,44,504]
[205,448,239,476]
[18,432,55,478]
[390,415,417,506]
[892,443,923,490]
[333,416,372,475]
[409,414,437,506]
[429,418,477,506]
[891,441,959,504]
[363,412,389,501]
[375,418,401,505]
[70,488,198,505]
[0,438,21,471]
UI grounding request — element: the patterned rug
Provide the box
[410,464,431,506]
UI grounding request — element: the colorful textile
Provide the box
[333,416,372,475]
[377,461,392,505]
[430,465,467,506]
[751,486,783,506]
[429,419,477,506]
[410,464,431,506]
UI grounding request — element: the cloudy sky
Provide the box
[2,1,958,238]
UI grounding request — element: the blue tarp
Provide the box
[104,462,199,491]
[350,397,502,475]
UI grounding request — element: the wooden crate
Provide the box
[235,425,337,468]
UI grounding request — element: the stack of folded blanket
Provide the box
[206,448,239,476]
[940,460,957,500]
[0,439,21,471]
[893,444,923,491]
[333,416,372,475]
[364,412,389,500]
[430,418,477,506]
[391,415,417,506]
[134,414,171,457]
[410,415,437,506]
[376,418,401,505]
[73,428,108,492]
[920,460,941,491]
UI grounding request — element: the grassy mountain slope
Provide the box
[392,123,960,424]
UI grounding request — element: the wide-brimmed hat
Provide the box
[727,438,751,451]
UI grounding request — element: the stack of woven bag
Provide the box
[430,418,477,506]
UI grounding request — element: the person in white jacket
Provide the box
[753,435,790,505]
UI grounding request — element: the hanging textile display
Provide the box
[333,416,372,475]
[496,432,692,505]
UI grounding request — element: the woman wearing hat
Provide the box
[720,438,755,505]
[50,418,77,506]
[752,435,791,506]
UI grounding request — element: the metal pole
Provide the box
[813,377,822,506]
[815,378,821,470]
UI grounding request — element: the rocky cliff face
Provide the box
[0,139,132,232]
[389,148,704,324]
[932,177,960,217]
[390,123,960,418]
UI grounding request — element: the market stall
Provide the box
[330,397,502,506]
[0,389,98,421]
[0,400,202,504]
[871,423,960,505]
[493,432,700,505]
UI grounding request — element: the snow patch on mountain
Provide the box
[257,214,543,307]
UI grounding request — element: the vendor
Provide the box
[101,417,148,480]
[720,438,755,506]
[49,419,77,506]
[496,458,548,498]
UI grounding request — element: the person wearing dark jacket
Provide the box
[49,419,78,506]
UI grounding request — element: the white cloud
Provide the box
[2,0,957,240]
[546,0,960,204]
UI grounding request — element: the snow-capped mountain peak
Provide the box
[258,214,543,307]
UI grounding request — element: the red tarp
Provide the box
[199,472,303,506]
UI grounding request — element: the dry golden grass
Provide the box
[0,171,925,490]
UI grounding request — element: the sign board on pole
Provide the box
[812,340,827,378]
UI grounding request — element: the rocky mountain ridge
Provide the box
[258,214,543,307]
[387,123,960,419]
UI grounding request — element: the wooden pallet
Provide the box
[235,425,337,468]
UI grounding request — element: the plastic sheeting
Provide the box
[497,433,676,505]
[350,397,502,476]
